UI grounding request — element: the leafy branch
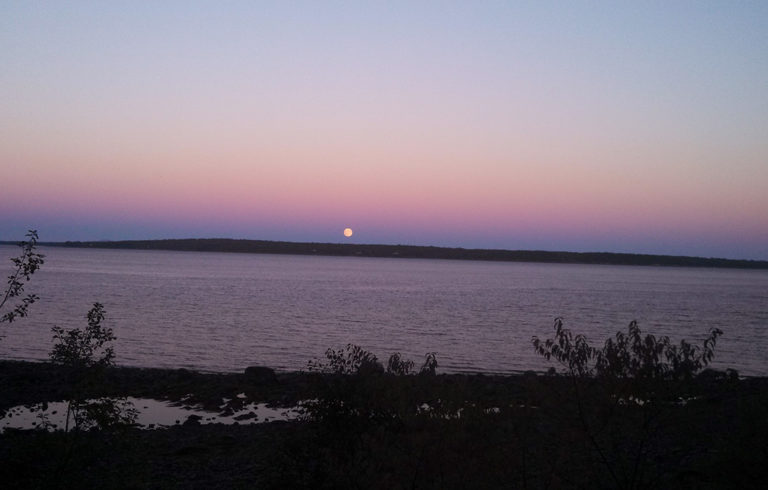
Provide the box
[1,230,45,326]
[532,318,723,381]
[532,318,726,488]
[50,303,116,371]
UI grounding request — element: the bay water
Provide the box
[1,245,767,375]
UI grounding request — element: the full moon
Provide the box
[343,228,353,237]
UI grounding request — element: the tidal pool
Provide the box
[0,395,303,432]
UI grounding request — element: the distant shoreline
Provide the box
[3,237,766,269]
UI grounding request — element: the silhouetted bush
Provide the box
[420,352,438,375]
[302,345,444,433]
[386,352,414,375]
[307,343,384,375]
[49,303,136,432]
[533,317,722,381]
[531,318,728,488]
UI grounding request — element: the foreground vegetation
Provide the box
[2,232,767,487]
[2,335,767,488]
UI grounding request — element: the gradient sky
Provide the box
[2,1,767,259]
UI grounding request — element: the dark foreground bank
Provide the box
[1,360,767,489]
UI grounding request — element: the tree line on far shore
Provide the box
[9,237,767,269]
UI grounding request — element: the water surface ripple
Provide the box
[1,246,767,375]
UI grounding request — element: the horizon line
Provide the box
[5,237,766,268]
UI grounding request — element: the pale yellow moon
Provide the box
[343,227,353,237]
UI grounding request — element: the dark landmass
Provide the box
[2,360,767,488]
[5,237,767,268]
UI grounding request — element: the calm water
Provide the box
[1,245,767,375]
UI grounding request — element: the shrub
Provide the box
[532,317,723,381]
[595,320,722,381]
[531,318,727,488]
[386,352,415,375]
[303,346,440,426]
[49,303,136,432]
[420,352,438,375]
[307,343,384,375]
[51,303,115,371]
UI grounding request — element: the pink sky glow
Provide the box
[2,2,767,259]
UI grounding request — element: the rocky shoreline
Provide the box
[2,360,767,488]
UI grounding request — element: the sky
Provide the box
[1,1,767,259]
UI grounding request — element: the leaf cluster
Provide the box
[307,343,384,376]
[307,344,439,377]
[595,320,722,381]
[386,351,438,376]
[532,318,723,381]
[1,230,45,325]
[50,303,116,371]
[386,352,414,375]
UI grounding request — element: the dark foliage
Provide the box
[50,303,115,371]
[307,343,385,376]
[0,316,762,488]
[1,230,45,327]
[420,352,438,375]
[49,303,136,432]
[386,352,414,375]
[1,358,767,489]
[531,319,729,489]
[532,318,723,381]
